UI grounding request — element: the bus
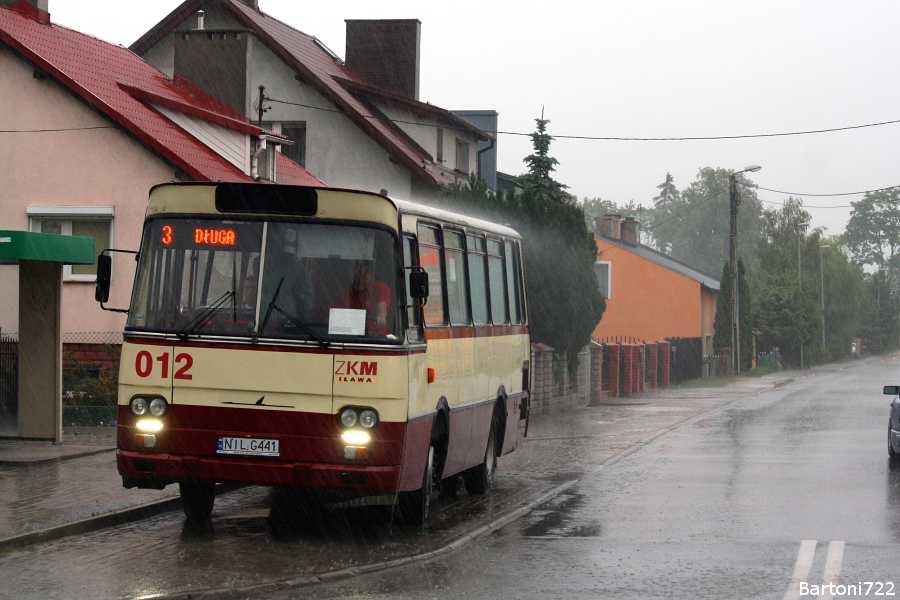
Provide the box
[96,182,530,525]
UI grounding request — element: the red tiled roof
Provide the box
[131,0,485,188]
[0,1,322,186]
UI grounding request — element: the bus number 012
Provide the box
[135,350,193,380]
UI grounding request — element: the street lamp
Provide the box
[797,221,810,369]
[729,164,761,375]
[820,245,830,348]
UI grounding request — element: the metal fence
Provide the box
[0,334,18,435]
[0,332,123,431]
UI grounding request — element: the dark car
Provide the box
[883,386,900,468]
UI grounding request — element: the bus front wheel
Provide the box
[464,424,496,495]
[399,443,434,526]
[180,481,215,524]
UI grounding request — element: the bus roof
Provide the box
[146,183,522,240]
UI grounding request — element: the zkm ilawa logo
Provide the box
[334,360,378,384]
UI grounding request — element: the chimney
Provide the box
[621,217,639,245]
[1,0,50,23]
[595,214,622,240]
[196,10,204,30]
[345,19,421,100]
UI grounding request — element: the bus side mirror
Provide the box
[884,386,899,396]
[409,271,428,304]
[95,254,112,303]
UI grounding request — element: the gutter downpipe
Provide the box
[250,137,266,181]
[476,138,494,182]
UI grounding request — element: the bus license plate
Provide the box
[217,436,280,457]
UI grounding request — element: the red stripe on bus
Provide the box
[424,324,528,340]
[123,337,408,356]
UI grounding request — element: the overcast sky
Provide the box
[51,0,900,236]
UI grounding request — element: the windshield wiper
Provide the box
[177,291,234,340]
[256,278,328,348]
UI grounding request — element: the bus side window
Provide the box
[403,236,424,342]
[417,224,447,326]
[487,238,509,324]
[467,234,489,325]
[504,240,523,324]
[444,229,470,326]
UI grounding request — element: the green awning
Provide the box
[0,230,95,264]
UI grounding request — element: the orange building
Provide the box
[592,215,719,356]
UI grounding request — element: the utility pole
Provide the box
[798,221,810,369]
[820,245,830,348]
[728,165,761,375]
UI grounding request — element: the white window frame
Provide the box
[594,260,611,299]
[27,206,114,282]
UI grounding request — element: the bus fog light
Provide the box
[136,419,164,432]
[149,398,168,417]
[339,408,358,428]
[341,431,370,445]
[135,433,157,448]
[359,409,378,429]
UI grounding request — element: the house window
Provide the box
[264,122,307,168]
[594,261,611,299]
[455,139,470,174]
[280,123,306,168]
[436,128,444,162]
[28,206,113,281]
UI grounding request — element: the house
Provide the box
[592,214,719,356]
[0,0,322,338]
[131,0,494,200]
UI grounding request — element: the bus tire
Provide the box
[399,443,434,526]
[463,422,497,495]
[180,481,215,524]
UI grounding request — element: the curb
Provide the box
[0,483,237,551]
[0,446,114,468]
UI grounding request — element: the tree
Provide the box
[652,172,679,211]
[755,261,819,366]
[518,116,571,205]
[739,258,752,372]
[845,188,900,269]
[713,260,732,355]
[711,259,751,370]
[439,119,606,373]
[649,167,763,275]
[818,237,864,361]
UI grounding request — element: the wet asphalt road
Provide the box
[299,359,900,600]
[2,358,899,599]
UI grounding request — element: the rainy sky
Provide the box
[52,0,900,236]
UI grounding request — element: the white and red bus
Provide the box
[97,183,530,524]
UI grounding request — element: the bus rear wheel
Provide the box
[180,481,215,524]
[464,424,496,495]
[399,443,434,526]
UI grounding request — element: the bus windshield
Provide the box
[127,218,400,343]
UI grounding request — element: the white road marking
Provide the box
[783,540,818,600]
[817,541,845,600]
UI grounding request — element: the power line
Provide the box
[267,97,900,141]
[754,184,900,197]
[0,125,116,133]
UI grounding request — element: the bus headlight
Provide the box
[339,408,358,428]
[130,396,149,416]
[149,398,168,417]
[359,409,378,429]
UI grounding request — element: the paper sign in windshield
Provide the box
[328,308,366,336]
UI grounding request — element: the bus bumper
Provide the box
[117,450,402,493]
